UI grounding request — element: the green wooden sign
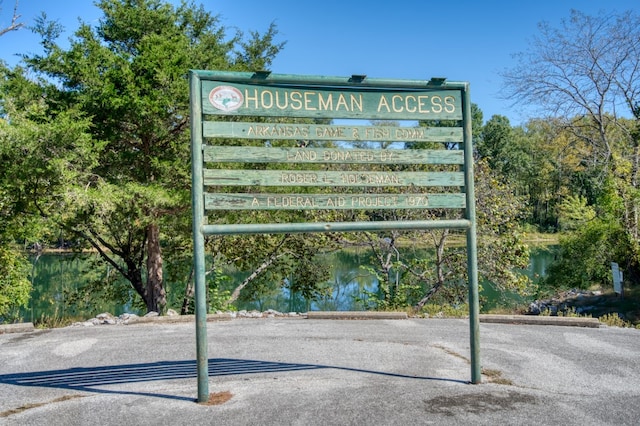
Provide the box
[203,146,464,165]
[204,121,463,143]
[189,70,480,403]
[201,80,462,120]
[205,193,465,210]
[203,169,464,188]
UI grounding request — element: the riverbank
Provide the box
[527,287,640,327]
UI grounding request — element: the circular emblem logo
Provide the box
[209,85,243,112]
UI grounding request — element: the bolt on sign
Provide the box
[189,70,480,403]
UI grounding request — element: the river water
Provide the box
[18,246,556,322]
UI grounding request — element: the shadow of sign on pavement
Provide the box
[0,357,468,402]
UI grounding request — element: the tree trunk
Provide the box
[226,236,289,305]
[415,229,449,310]
[145,223,166,313]
[227,252,281,304]
[181,267,195,315]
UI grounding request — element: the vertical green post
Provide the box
[189,71,209,402]
[462,83,481,384]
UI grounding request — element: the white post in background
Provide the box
[611,262,624,298]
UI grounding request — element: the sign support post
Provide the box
[462,86,481,384]
[190,72,210,403]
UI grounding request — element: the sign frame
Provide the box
[189,70,480,402]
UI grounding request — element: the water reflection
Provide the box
[20,246,556,321]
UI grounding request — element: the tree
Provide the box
[349,109,532,311]
[502,9,640,284]
[502,9,640,188]
[0,245,30,321]
[0,0,23,37]
[477,115,511,162]
[0,0,32,322]
[352,158,533,312]
[13,0,284,313]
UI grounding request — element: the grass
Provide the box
[32,310,84,329]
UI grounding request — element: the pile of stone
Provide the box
[528,289,603,316]
[70,309,302,327]
[221,309,301,319]
[70,312,145,326]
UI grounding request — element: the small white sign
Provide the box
[611,262,623,295]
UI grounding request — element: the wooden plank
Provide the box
[203,169,464,187]
[203,121,463,143]
[204,193,466,210]
[203,145,464,165]
[201,80,462,120]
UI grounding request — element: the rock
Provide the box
[529,302,541,315]
[144,311,159,317]
[95,312,116,324]
[119,313,139,324]
[166,309,179,316]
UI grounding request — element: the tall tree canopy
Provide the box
[8,0,284,313]
[503,9,640,286]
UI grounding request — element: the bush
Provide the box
[599,313,632,328]
[542,218,630,290]
[0,245,32,322]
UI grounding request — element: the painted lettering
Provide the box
[267,196,317,208]
[340,173,401,185]
[246,125,310,138]
[286,150,317,161]
[350,196,399,208]
[242,88,365,113]
[240,87,457,117]
[280,173,318,184]
[444,96,456,113]
[315,126,345,138]
[394,128,425,140]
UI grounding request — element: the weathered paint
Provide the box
[202,80,462,120]
[203,169,464,187]
[204,121,463,143]
[205,193,466,210]
[203,145,464,165]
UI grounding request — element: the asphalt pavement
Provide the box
[1,316,639,425]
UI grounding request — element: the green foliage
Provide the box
[474,159,535,298]
[538,306,590,318]
[599,313,632,328]
[0,245,32,322]
[355,264,422,311]
[1,0,285,313]
[61,254,144,315]
[477,115,514,173]
[419,302,469,318]
[543,218,627,291]
[557,195,596,231]
[207,267,232,312]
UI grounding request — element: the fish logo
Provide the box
[209,85,243,112]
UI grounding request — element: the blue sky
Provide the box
[1,0,638,125]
